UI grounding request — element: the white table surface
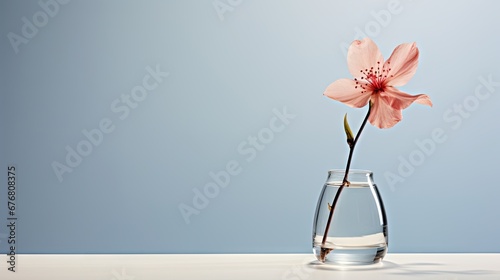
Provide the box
[1,253,500,279]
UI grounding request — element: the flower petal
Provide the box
[384,42,419,87]
[324,78,372,108]
[369,94,403,129]
[380,86,433,110]
[347,38,384,79]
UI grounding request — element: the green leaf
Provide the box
[344,113,354,146]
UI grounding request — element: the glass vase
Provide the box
[312,169,388,265]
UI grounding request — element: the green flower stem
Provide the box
[320,103,372,259]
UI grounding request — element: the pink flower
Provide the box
[324,38,432,129]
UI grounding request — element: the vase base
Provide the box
[313,245,387,265]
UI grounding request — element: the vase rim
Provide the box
[328,169,373,174]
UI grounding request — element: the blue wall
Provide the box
[1,0,499,253]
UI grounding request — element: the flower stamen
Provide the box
[354,60,391,94]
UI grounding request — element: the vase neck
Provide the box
[326,169,374,185]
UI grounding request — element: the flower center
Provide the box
[353,61,393,94]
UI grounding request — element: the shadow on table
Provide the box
[307,260,494,276]
[386,262,493,277]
